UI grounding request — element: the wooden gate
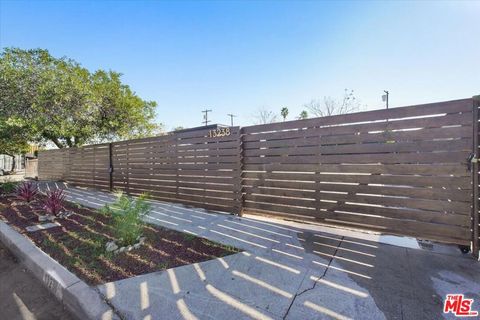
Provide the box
[25,158,38,178]
[242,98,475,248]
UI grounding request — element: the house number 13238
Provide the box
[208,127,231,138]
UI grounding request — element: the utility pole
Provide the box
[227,114,236,126]
[202,109,212,126]
[382,90,389,109]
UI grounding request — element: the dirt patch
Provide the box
[0,195,239,286]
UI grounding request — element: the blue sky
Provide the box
[1,1,479,130]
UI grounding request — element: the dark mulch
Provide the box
[0,195,239,286]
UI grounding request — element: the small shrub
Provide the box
[0,180,18,195]
[101,192,151,246]
[43,189,66,216]
[184,233,197,241]
[15,181,38,202]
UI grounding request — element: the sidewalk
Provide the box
[38,182,480,320]
[0,172,25,183]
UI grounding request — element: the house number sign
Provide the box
[208,127,231,138]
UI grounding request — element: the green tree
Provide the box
[280,107,289,121]
[297,110,308,120]
[0,118,30,171]
[0,48,160,149]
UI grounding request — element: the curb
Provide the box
[0,220,122,320]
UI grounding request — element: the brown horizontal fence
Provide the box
[38,148,69,181]
[65,143,111,191]
[110,127,242,213]
[473,96,480,257]
[242,98,474,247]
[38,98,480,252]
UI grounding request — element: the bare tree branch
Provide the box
[252,107,278,125]
[305,89,361,118]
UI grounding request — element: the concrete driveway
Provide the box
[38,182,480,320]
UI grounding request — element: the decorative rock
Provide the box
[11,201,23,206]
[105,241,118,252]
[58,210,74,219]
[26,222,61,232]
[109,239,144,254]
[38,215,54,222]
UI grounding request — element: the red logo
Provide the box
[443,294,478,317]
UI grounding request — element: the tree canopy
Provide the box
[297,110,308,120]
[280,107,289,121]
[0,118,30,156]
[0,48,161,149]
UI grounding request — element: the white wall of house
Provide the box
[0,154,24,172]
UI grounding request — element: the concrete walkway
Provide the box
[38,182,479,320]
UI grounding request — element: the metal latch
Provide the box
[467,153,477,171]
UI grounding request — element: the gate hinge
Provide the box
[467,153,477,171]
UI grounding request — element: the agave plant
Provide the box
[43,189,66,216]
[15,181,38,203]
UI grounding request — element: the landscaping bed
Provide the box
[0,193,239,286]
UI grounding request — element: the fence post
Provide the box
[236,127,245,216]
[64,148,71,182]
[109,143,114,191]
[472,95,480,259]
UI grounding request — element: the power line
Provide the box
[227,114,236,126]
[202,109,212,126]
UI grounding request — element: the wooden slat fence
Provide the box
[38,148,69,181]
[111,127,241,212]
[474,96,480,257]
[242,98,473,246]
[65,144,111,191]
[38,98,480,253]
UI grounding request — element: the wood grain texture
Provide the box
[37,99,477,246]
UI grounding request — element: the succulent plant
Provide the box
[43,189,66,216]
[15,181,38,203]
